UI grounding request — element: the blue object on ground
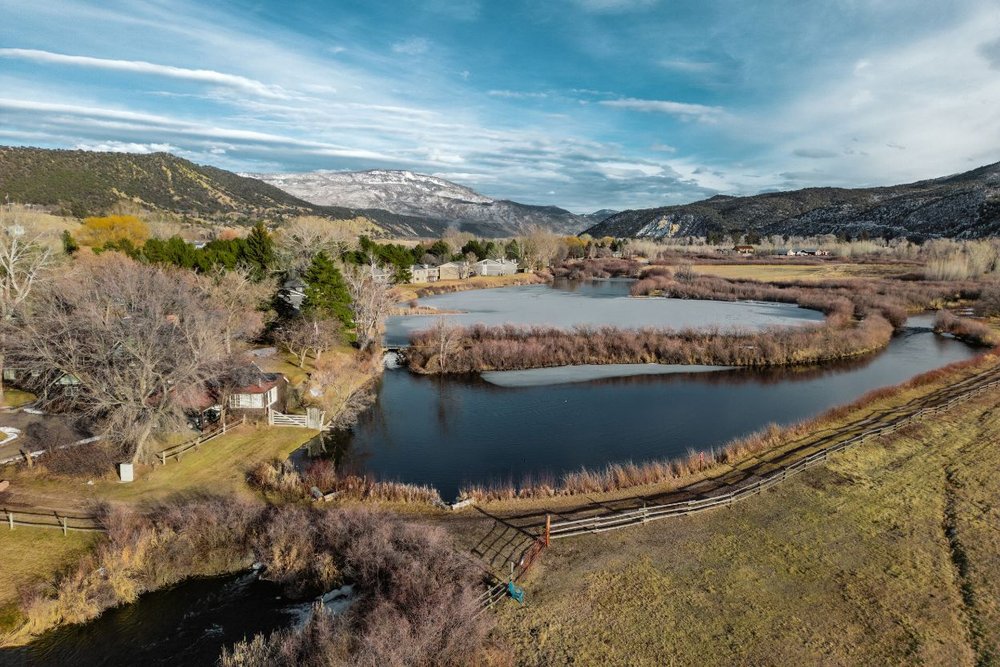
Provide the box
[507,581,524,604]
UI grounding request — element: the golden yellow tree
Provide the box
[78,215,150,246]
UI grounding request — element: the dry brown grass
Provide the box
[489,390,1000,666]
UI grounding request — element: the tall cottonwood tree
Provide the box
[345,260,394,351]
[12,255,228,463]
[0,210,54,398]
[197,267,274,355]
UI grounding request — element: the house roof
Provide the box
[233,372,284,395]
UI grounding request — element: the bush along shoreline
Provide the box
[406,269,980,374]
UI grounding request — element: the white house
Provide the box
[473,258,519,276]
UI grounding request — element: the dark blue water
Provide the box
[325,316,977,500]
[1,573,299,667]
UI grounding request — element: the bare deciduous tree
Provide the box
[0,208,54,398]
[520,226,563,270]
[345,260,394,351]
[11,254,228,463]
[428,318,461,372]
[197,267,273,354]
[276,216,355,273]
[275,315,343,368]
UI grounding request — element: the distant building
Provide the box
[409,264,440,283]
[438,261,471,280]
[473,258,519,276]
[733,245,755,256]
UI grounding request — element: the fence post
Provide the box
[544,514,550,547]
[161,452,166,466]
[62,517,68,536]
[8,512,13,530]
[222,418,227,434]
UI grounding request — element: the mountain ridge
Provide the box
[253,169,593,237]
[586,162,1000,240]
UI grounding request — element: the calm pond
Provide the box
[383,278,824,346]
[329,281,978,500]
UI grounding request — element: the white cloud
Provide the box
[487,90,549,99]
[658,59,716,73]
[0,48,288,98]
[74,140,176,153]
[599,97,725,122]
[392,37,431,56]
[756,5,1000,188]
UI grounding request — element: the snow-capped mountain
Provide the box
[252,169,591,237]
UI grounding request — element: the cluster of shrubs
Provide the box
[409,317,894,374]
[934,310,997,346]
[12,499,495,665]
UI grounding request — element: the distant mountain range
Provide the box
[0,147,602,238]
[252,169,597,237]
[586,162,1000,240]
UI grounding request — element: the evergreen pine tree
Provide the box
[244,222,275,280]
[302,251,354,328]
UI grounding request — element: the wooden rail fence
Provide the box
[158,416,245,465]
[2,506,103,534]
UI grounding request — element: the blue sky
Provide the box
[2,0,999,212]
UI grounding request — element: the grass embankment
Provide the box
[489,389,1000,665]
[392,271,548,303]
[0,531,98,636]
[2,425,319,512]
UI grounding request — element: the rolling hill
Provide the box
[586,162,1000,240]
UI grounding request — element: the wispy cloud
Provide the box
[978,36,1000,69]
[569,0,657,13]
[487,90,549,99]
[599,97,725,122]
[658,59,717,73]
[0,48,288,98]
[391,37,431,55]
[792,148,838,159]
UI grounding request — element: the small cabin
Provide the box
[229,373,288,414]
[733,245,755,256]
